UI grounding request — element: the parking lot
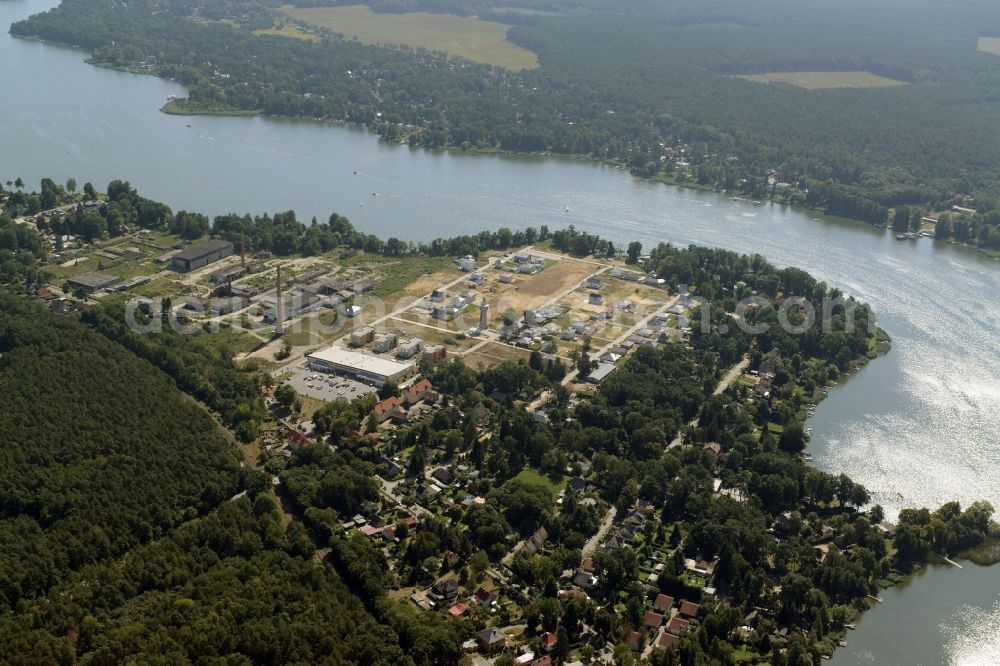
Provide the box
[284,368,375,402]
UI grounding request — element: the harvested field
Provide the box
[280,5,538,70]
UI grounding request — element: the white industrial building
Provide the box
[307,347,415,386]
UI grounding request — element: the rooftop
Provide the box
[308,347,414,377]
[173,239,233,262]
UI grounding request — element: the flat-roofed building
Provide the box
[373,332,399,353]
[171,239,234,272]
[350,326,375,347]
[66,271,122,294]
[307,347,415,386]
[397,338,424,359]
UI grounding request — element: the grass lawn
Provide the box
[511,468,566,495]
[190,324,263,356]
[736,71,907,90]
[281,5,539,70]
[345,254,453,299]
[766,421,785,434]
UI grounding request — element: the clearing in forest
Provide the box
[736,71,907,90]
[253,24,320,41]
[280,4,539,70]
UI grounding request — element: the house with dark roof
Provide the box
[430,578,458,600]
[475,627,507,652]
[431,467,454,486]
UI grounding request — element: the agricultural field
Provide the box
[736,71,908,90]
[279,4,539,70]
[978,36,1000,56]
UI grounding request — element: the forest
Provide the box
[12,0,1000,247]
[0,293,241,612]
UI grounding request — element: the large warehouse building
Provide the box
[307,347,415,386]
[66,271,122,294]
[171,239,234,272]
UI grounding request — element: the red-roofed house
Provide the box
[627,630,643,652]
[539,631,557,652]
[643,611,664,628]
[658,631,679,649]
[679,601,700,618]
[374,396,403,422]
[667,616,690,636]
[405,379,435,405]
[654,594,674,612]
[448,602,468,617]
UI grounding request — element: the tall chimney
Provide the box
[240,232,247,268]
[275,264,284,336]
[479,298,490,331]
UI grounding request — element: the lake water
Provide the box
[3,0,999,661]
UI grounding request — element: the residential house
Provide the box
[653,594,674,612]
[405,378,435,405]
[643,612,664,629]
[431,467,454,486]
[703,442,722,461]
[585,276,604,289]
[473,587,495,606]
[374,396,404,423]
[588,292,604,306]
[666,616,691,636]
[430,578,459,600]
[572,571,597,589]
[475,628,507,653]
[381,456,403,477]
[679,601,700,618]
[539,631,558,653]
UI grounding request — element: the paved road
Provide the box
[714,356,750,395]
[581,506,617,560]
[667,354,748,449]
